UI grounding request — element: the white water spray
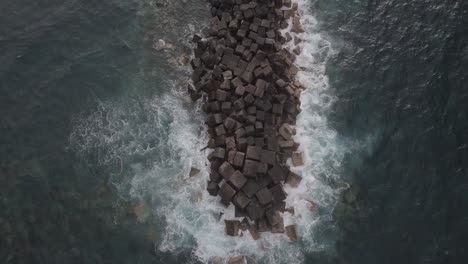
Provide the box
[69,1,345,263]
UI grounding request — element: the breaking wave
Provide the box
[68,1,346,263]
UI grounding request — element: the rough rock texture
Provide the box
[189,0,305,239]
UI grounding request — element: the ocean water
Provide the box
[314,0,468,263]
[68,0,344,263]
[1,0,467,264]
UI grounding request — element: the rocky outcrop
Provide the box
[189,0,305,240]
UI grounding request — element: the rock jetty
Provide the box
[189,0,305,240]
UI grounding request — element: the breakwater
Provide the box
[189,0,306,240]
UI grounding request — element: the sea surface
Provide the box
[1,0,467,263]
[315,0,468,263]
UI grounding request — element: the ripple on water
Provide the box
[69,1,347,263]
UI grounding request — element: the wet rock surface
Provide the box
[190,0,305,239]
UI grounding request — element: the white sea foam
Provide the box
[280,0,346,254]
[69,1,345,263]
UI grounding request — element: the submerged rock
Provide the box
[286,171,302,187]
[133,203,147,221]
[344,190,357,204]
[153,39,174,51]
[189,167,201,177]
[291,152,304,166]
[306,200,317,211]
[228,256,246,264]
[248,224,260,240]
[285,225,298,241]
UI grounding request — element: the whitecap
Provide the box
[68,1,346,263]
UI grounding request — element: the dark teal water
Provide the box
[0,0,199,263]
[1,0,467,263]
[314,0,468,263]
